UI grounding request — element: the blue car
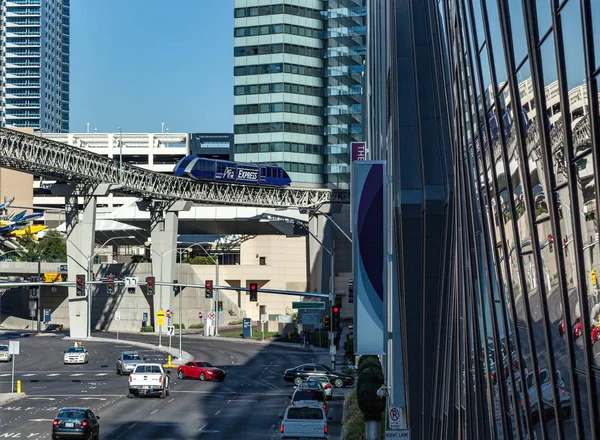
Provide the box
[52,407,100,440]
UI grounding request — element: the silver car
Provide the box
[307,376,333,400]
[0,345,12,362]
[116,351,144,375]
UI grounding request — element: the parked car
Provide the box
[0,345,12,362]
[52,407,100,440]
[558,317,581,337]
[128,363,170,398]
[279,406,330,439]
[306,376,333,400]
[177,361,226,381]
[63,345,89,364]
[283,363,354,388]
[116,351,144,375]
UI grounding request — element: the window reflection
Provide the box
[484,0,508,88]
[559,0,586,91]
[507,0,527,64]
[536,0,552,39]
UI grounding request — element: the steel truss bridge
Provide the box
[0,127,350,208]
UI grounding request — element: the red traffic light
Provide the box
[206,281,212,287]
[333,306,339,313]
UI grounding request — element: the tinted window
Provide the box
[293,390,324,402]
[66,347,84,353]
[123,353,141,361]
[287,407,324,420]
[58,409,86,419]
[0,346,7,351]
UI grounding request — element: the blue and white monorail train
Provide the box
[173,156,292,187]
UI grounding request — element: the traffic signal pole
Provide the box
[330,241,335,371]
[215,258,220,336]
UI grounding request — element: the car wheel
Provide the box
[127,389,135,398]
[200,372,206,381]
[334,378,344,388]
[178,371,185,380]
[294,377,303,386]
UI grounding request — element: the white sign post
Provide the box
[9,341,19,393]
[115,312,121,341]
[167,325,174,350]
[260,314,267,342]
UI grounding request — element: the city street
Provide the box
[0,332,348,439]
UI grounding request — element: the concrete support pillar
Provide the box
[307,215,333,295]
[65,194,96,339]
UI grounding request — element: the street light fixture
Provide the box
[86,235,134,338]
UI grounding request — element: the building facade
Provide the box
[365,0,600,439]
[0,0,70,132]
[233,0,366,188]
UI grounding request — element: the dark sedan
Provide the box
[52,407,100,440]
[283,363,354,387]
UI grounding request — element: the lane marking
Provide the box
[150,409,158,415]
[29,418,54,422]
[214,410,220,416]
[22,374,36,377]
[0,373,11,377]
[95,373,108,376]
[70,373,84,376]
[46,374,60,377]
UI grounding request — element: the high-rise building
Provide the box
[233,0,365,188]
[365,0,600,439]
[0,0,70,132]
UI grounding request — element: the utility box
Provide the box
[242,318,252,339]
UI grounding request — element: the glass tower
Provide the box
[233,0,366,188]
[0,0,70,132]
[365,0,600,438]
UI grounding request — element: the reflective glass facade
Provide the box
[365,0,600,438]
[0,0,70,132]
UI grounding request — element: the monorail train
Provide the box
[173,155,292,187]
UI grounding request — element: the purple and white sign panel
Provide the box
[351,142,367,162]
[352,161,385,355]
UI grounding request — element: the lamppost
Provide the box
[84,235,134,338]
[194,244,219,336]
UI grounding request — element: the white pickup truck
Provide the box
[280,406,330,439]
[127,363,171,399]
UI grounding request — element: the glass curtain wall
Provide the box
[438,0,600,437]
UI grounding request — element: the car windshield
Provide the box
[123,353,141,361]
[0,346,7,351]
[57,409,86,419]
[66,347,85,353]
[135,365,162,373]
[287,407,323,420]
[293,390,324,401]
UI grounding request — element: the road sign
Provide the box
[59,264,68,272]
[115,312,121,321]
[8,341,19,355]
[167,325,175,336]
[292,301,325,310]
[389,407,401,429]
[208,311,216,321]
[43,272,62,282]
[260,314,268,323]
[44,308,51,323]
[385,429,410,439]
[198,311,203,319]
[156,309,165,318]
[157,317,165,326]
[166,309,172,318]
[142,312,148,322]
[125,277,138,288]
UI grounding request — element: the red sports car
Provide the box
[558,317,581,338]
[177,361,226,382]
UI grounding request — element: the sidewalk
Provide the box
[0,393,26,405]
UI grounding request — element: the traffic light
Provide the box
[205,280,213,299]
[76,274,85,296]
[332,306,341,331]
[173,279,180,294]
[548,234,553,252]
[145,276,155,295]
[218,301,223,311]
[106,276,115,295]
[249,282,258,302]
[323,314,331,331]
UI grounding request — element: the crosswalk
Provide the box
[0,372,110,378]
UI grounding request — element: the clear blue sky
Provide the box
[70,0,233,134]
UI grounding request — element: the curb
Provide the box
[62,336,194,366]
[0,393,27,406]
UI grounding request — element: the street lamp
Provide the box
[85,235,134,338]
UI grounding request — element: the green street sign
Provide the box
[292,301,325,310]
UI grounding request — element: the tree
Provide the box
[357,366,385,421]
[17,229,67,262]
[183,255,215,265]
